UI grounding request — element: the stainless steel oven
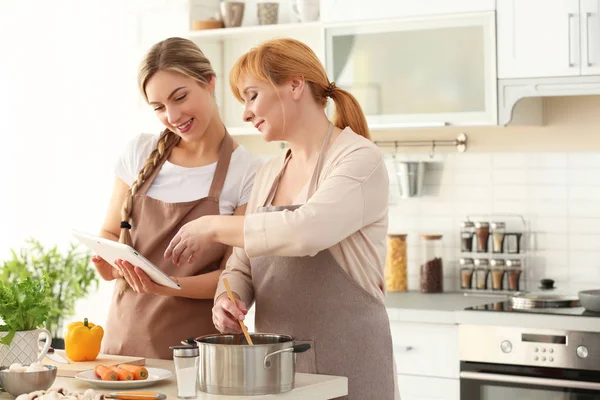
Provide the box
[459,325,600,399]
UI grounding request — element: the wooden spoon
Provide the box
[223,278,254,345]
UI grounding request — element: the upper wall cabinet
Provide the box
[498,0,600,79]
[325,13,497,128]
[321,0,495,23]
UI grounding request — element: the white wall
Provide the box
[0,0,154,333]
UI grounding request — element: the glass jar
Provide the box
[506,259,522,291]
[491,222,506,253]
[490,259,506,291]
[473,258,489,290]
[474,222,490,253]
[419,234,443,293]
[385,234,408,292]
[460,221,475,252]
[170,345,199,399]
[459,258,474,289]
[505,233,523,254]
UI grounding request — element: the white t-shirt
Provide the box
[115,133,262,215]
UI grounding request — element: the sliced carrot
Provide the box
[111,366,133,381]
[95,365,118,381]
[119,364,148,380]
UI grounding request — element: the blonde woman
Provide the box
[165,38,398,399]
[92,37,261,359]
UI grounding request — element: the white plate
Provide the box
[74,367,173,389]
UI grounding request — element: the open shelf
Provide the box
[187,21,323,41]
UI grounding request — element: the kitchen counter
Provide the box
[384,291,600,332]
[385,291,507,324]
[0,358,347,400]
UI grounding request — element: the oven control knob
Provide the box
[501,340,513,353]
[577,345,589,359]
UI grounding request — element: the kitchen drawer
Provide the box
[391,321,459,379]
[398,374,460,400]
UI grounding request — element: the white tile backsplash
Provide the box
[388,152,600,291]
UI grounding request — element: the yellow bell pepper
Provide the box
[65,318,104,362]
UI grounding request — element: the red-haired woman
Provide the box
[165,38,398,399]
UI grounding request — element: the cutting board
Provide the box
[42,350,146,377]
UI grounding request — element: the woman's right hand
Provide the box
[91,255,123,281]
[212,294,248,334]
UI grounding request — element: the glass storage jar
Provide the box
[459,258,475,289]
[419,234,443,293]
[385,234,408,292]
[491,222,506,253]
[460,221,475,252]
[490,259,506,291]
[506,259,522,291]
[473,258,490,290]
[475,222,490,252]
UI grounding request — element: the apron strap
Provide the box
[138,130,179,196]
[306,121,334,199]
[261,150,292,208]
[208,131,234,201]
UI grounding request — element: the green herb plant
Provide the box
[0,239,99,340]
[0,275,53,346]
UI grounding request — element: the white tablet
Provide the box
[72,229,181,290]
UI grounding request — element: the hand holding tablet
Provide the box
[72,229,181,290]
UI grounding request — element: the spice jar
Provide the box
[505,233,523,254]
[491,222,506,253]
[490,259,506,291]
[460,221,475,252]
[170,345,199,399]
[385,234,408,292]
[419,234,443,293]
[475,222,490,253]
[506,259,522,291]
[474,258,489,290]
[459,258,474,289]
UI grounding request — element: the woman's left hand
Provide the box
[164,216,215,266]
[115,259,174,295]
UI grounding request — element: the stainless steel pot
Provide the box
[190,333,310,396]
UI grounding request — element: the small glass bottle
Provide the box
[459,258,474,289]
[474,222,490,253]
[473,258,489,290]
[491,222,506,253]
[505,233,523,254]
[385,234,408,292]
[460,221,475,252]
[490,259,506,291]
[506,259,522,291]
[170,345,199,399]
[419,234,443,293]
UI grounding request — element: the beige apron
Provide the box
[250,123,396,399]
[103,132,233,360]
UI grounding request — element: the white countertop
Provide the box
[384,291,507,324]
[384,291,600,332]
[0,359,347,400]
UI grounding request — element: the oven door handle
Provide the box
[460,371,600,391]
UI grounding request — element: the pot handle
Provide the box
[180,337,195,346]
[264,343,312,369]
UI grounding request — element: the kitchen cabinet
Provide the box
[497,0,600,78]
[325,13,497,129]
[397,375,460,400]
[391,321,460,400]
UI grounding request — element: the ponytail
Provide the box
[328,86,370,140]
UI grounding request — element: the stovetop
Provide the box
[465,300,600,317]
